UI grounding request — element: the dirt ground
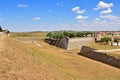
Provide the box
[0,36,120,80]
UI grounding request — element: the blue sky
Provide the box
[0,0,120,32]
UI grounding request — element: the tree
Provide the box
[114,37,120,46]
[63,31,70,37]
[69,32,77,38]
[47,31,93,39]
[76,32,84,37]
[83,31,93,37]
[101,36,111,44]
[47,32,65,39]
[0,26,2,32]
[47,32,53,38]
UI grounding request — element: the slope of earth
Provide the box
[0,36,120,80]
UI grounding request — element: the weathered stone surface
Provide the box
[45,37,94,50]
[79,46,120,68]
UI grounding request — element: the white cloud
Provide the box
[72,6,87,22]
[94,1,113,15]
[100,15,120,22]
[17,4,29,8]
[72,7,79,12]
[56,15,120,31]
[50,15,120,31]
[93,17,106,24]
[72,6,86,14]
[100,15,117,20]
[42,17,120,31]
[32,17,41,21]
[94,18,101,21]
[76,15,88,20]
[94,1,113,10]
[58,19,120,31]
[75,15,88,22]
[92,15,120,30]
[100,8,112,14]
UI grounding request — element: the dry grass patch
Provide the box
[0,37,120,80]
[11,32,48,37]
[88,43,120,50]
[107,51,120,59]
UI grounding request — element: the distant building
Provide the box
[98,31,106,35]
[113,32,120,36]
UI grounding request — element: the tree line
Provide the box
[47,31,94,39]
[101,36,120,45]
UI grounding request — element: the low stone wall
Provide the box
[79,46,120,68]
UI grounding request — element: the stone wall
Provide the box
[57,37,68,49]
[68,37,94,50]
[79,46,120,68]
[45,37,68,49]
[45,37,94,50]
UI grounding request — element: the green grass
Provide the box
[88,43,120,50]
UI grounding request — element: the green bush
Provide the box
[47,32,53,38]
[114,37,119,42]
[69,32,77,38]
[101,36,111,44]
[84,31,93,37]
[63,31,70,37]
[47,32,64,39]
[76,32,84,37]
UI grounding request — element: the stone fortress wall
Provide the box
[45,37,94,50]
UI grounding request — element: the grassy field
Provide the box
[0,36,120,80]
[87,43,120,59]
[11,32,48,37]
[88,43,120,50]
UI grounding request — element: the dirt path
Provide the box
[95,49,120,52]
[0,37,120,80]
